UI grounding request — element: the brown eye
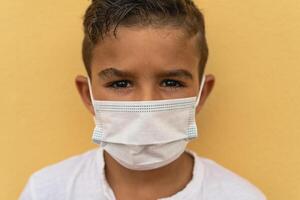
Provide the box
[160,79,184,88]
[107,80,132,89]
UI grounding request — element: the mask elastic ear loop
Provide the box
[195,75,206,107]
[87,77,97,120]
[87,77,95,104]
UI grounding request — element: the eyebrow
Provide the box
[98,67,193,80]
[98,68,135,80]
[158,69,193,80]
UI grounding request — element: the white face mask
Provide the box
[88,75,206,170]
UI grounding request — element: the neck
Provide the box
[103,150,194,198]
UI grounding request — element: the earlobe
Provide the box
[75,75,95,115]
[196,74,215,113]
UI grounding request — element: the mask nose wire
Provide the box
[195,75,206,107]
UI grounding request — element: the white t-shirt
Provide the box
[20,148,266,200]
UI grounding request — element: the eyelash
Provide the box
[105,79,186,89]
[106,80,133,89]
[160,79,185,88]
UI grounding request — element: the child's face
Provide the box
[91,27,201,101]
[76,27,214,114]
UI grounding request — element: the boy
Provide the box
[20,0,266,199]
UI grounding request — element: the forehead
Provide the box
[91,26,200,74]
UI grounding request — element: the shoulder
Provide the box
[31,148,99,181]
[20,148,101,200]
[194,154,266,200]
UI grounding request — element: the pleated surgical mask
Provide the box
[87,75,206,170]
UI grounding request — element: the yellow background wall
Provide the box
[0,0,299,199]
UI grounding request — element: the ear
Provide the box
[75,75,95,115]
[196,74,215,113]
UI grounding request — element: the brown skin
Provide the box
[75,27,215,200]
